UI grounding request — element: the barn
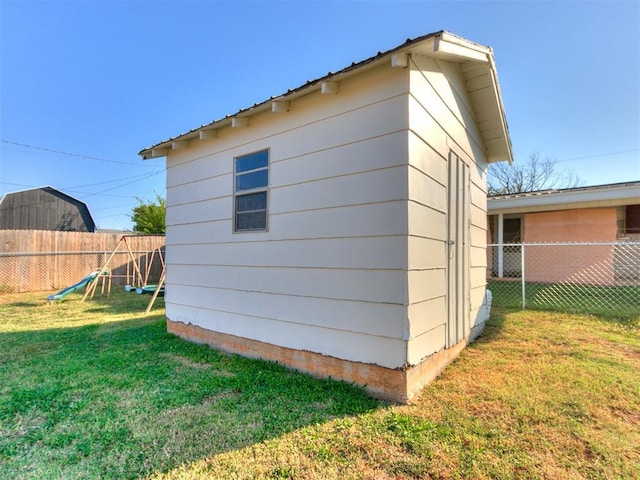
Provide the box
[139,31,513,403]
[0,186,96,232]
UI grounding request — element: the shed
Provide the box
[0,186,96,232]
[139,31,513,403]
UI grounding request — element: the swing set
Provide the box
[82,235,166,315]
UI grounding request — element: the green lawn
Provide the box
[488,279,640,317]
[1,290,639,479]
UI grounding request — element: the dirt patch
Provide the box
[587,338,640,362]
[161,353,236,377]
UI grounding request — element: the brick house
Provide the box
[487,181,640,284]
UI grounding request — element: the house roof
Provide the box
[139,30,513,164]
[488,181,640,215]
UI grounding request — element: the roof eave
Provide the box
[139,30,513,164]
[138,47,404,160]
[402,31,513,165]
[488,182,640,214]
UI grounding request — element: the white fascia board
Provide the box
[490,54,513,165]
[410,31,512,165]
[432,32,491,62]
[484,63,513,165]
[141,147,169,160]
[410,31,491,63]
[488,184,640,214]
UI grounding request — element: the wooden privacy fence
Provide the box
[0,230,165,293]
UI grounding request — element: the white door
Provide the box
[446,152,470,347]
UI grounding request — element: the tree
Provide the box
[131,194,166,234]
[488,152,582,196]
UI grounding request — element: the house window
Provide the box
[503,217,522,243]
[234,149,269,232]
[626,205,640,234]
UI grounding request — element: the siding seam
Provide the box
[166,130,407,190]
[409,56,485,160]
[166,301,405,340]
[167,282,404,305]
[165,94,408,170]
[167,199,407,225]
[167,263,405,272]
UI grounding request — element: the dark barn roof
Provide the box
[0,186,96,232]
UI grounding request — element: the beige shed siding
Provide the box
[165,63,412,369]
[169,264,406,304]
[168,285,405,338]
[167,237,407,270]
[168,201,407,244]
[168,303,408,367]
[406,54,489,365]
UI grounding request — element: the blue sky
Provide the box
[1,0,638,230]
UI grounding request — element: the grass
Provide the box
[488,279,640,317]
[1,291,639,479]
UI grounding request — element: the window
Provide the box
[234,149,269,232]
[503,217,522,243]
[626,205,640,234]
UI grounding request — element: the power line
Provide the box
[64,170,164,199]
[0,181,36,190]
[99,212,132,219]
[75,172,164,199]
[554,148,640,163]
[2,169,163,199]
[0,139,156,167]
[62,170,164,189]
[92,203,138,212]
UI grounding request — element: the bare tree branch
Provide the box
[488,152,583,195]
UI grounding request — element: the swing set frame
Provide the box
[82,235,166,314]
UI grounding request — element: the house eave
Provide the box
[488,181,640,215]
[139,30,513,164]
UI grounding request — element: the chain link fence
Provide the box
[0,250,164,294]
[487,242,640,316]
[4,242,638,316]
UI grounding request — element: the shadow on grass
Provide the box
[2,301,42,308]
[0,299,381,480]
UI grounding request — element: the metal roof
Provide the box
[488,181,640,214]
[139,30,513,164]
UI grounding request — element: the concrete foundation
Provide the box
[166,319,486,404]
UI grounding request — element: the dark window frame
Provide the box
[233,149,269,232]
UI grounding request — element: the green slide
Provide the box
[47,271,99,301]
